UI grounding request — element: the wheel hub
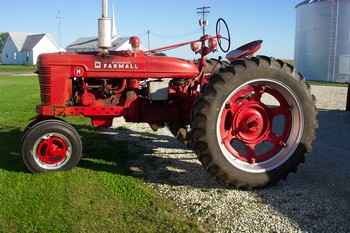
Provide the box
[234,104,270,144]
[218,83,297,166]
[35,134,70,166]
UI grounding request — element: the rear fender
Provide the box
[226,40,263,62]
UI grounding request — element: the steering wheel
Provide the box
[216,18,231,53]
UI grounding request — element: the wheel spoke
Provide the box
[42,140,50,157]
[252,85,265,102]
[265,132,287,148]
[269,106,290,118]
[216,77,305,174]
[246,144,257,164]
[35,135,70,165]
[222,128,236,144]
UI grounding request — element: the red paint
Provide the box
[73,66,85,78]
[219,84,292,164]
[36,135,69,165]
[146,35,218,56]
[39,52,199,79]
[91,118,113,127]
[129,36,140,50]
[226,40,263,62]
[35,28,262,134]
[191,41,201,52]
[81,91,96,106]
[208,37,218,50]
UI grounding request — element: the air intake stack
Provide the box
[98,0,112,54]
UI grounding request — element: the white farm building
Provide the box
[0,32,60,65]
[66,36,132,53]
[66,7,141,53]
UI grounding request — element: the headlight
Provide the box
[191,41,201,52]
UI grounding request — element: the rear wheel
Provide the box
[191,56,317,188]
[203,58,230,74]
[168,59,230,144]
[22,119,82,173]
[167,122,190,145]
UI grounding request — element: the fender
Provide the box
[226,40,263,62]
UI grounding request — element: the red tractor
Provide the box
[21,0,317,188]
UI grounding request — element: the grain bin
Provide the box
[295,0,350,83]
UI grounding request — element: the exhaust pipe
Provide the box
[98,0,112,54]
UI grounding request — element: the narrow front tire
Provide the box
[22,119,82,173]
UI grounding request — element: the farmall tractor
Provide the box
[21,0,317,189]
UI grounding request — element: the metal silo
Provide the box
[295,0,350,83]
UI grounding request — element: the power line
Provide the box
[56,10,63,48]
[147,30,151,50]
[197,6,210,36]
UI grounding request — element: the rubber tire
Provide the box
[21,117,62,144]
[191,56,317,189]
[167,122,190,145]
[167,58,231,143]
[22,119,82,173]
[202,58,230,74]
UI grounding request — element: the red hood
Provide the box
[38,51,200,79]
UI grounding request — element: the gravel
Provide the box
[109,84,350,233]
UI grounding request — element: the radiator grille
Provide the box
[38,67,52,104]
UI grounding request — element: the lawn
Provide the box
[306,80,349,87]
[0,65,36,73]
[0,76,201,233]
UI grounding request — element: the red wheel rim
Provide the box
[219,83,293,164]
[33,133,71,169]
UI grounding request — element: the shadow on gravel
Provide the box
[255,109,350,233]
[89,110,350,232]
[78,125,225,189]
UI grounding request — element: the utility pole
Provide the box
[197,6,210,36]
[147,30,151,50]
[56,10,64,48]
[346,83,350,111]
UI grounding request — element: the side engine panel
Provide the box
[36,51,199,127]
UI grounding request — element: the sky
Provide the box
[0,0,301,59]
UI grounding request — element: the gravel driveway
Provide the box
[109,85,350,233]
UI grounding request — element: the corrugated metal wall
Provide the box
[295,0,350,83]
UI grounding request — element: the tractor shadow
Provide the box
[0,128,27,172]
[255,109,350,232]
[79,110,350,232]
[77,125,223,188]
[0,110,349,232]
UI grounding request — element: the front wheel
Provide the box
[191,56,317,188]
[22,119,82,173]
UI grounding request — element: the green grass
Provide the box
[306,80,349,87]
[0,65,36,73]
[0,76,201,233]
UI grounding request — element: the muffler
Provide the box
[98,0,112,54]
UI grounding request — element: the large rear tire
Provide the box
[191,56,317,188]
[167,59,230,145]
[202,58,230,74]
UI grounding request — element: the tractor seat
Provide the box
[226,40,263,62]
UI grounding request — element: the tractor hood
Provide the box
[38,51,200,79]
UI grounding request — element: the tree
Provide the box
[0,33,8,51]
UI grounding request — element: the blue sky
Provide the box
[0,0,301,59]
